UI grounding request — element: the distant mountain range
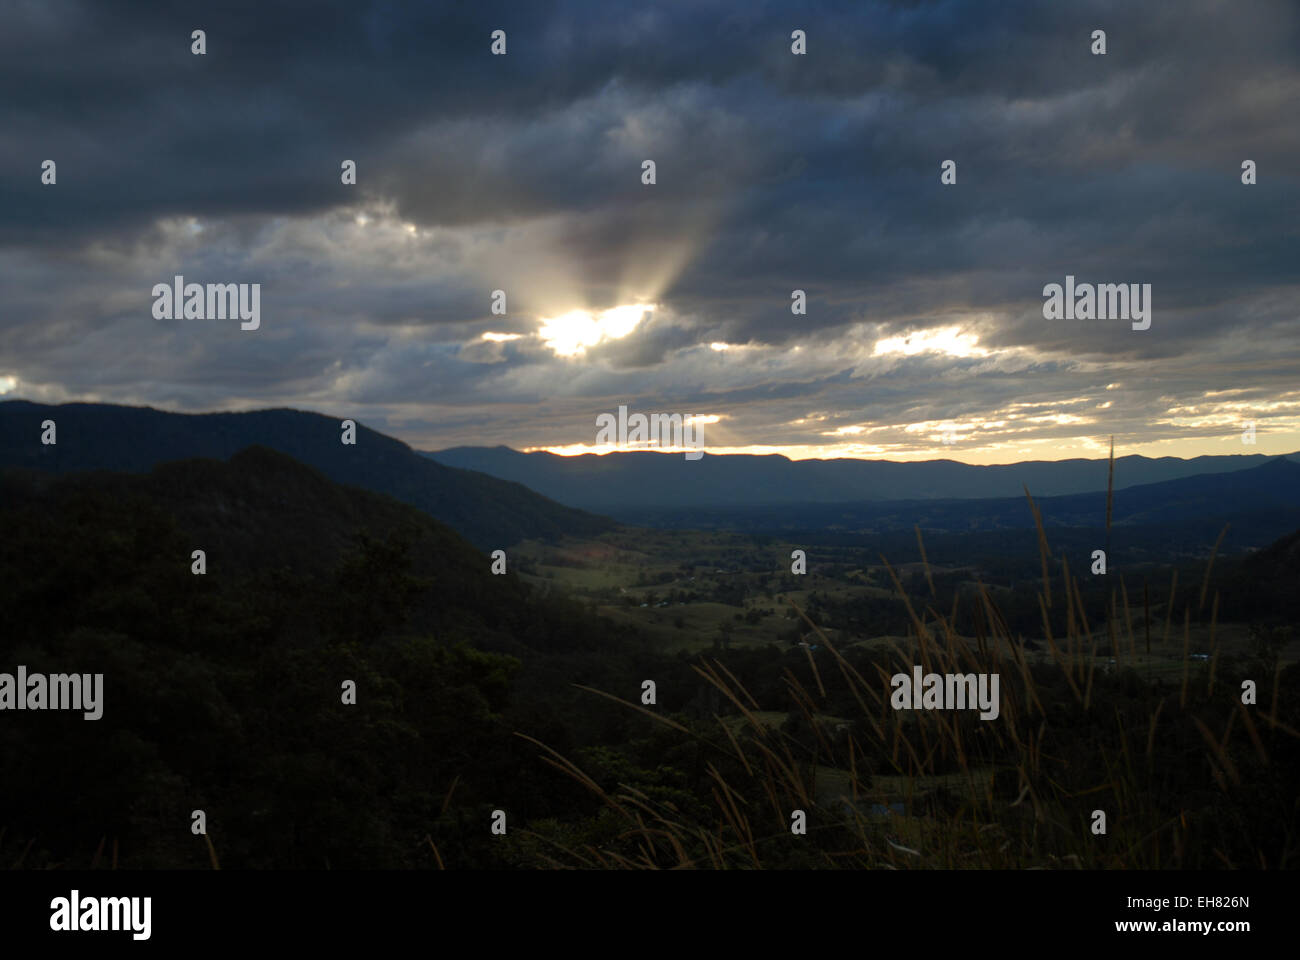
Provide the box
[0,401,612,549]
[607,457,1300,544]
[423,445,1300,512]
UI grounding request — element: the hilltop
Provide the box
[0,400,613,549]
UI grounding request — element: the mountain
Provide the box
[0,446,627,868]
[423,445,1299,512]
[604,458,1300,545]
[1217,524,1300,622]
[0,400,613,549]
[0,444,535,644]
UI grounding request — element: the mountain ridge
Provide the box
[423,444,1300,509]
[602,459,1300,560]
[0,400,613,549]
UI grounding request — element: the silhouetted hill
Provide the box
[1216,524,1300,622]
[0,401,613,548]
[0,445,534,640]
[0,449,631,868]
[424,445,1299,510]
[1245,525,1300,574]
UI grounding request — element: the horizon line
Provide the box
[6,396,1298,468]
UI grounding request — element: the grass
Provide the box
[509,442,1300,869]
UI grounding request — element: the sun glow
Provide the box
[537,303,655,357]
[873,326,990,359]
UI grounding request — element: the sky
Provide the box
[1,0,1298,465]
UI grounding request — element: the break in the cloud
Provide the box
[1,0,1298,464]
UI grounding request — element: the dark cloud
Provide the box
[1,0,1297,460]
